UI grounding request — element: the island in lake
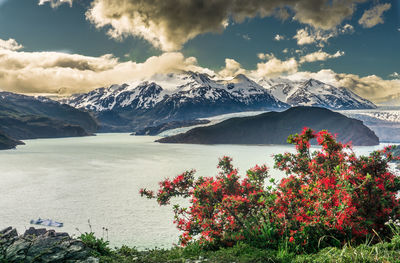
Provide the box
[157,107,379,146]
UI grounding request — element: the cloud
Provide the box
[241,34,251,41]
[274,34,285,41]
[257,53,275,60]
[81,0,368,51]
[253,57,298,78]
[2,36,398,105]
[0,39,212,94]
[250,54,299,78]
[335,73,400,103]
[286,69,339,84]
[0,38,23,51]
[359,3,392,28]
[293,28,317,45]
[299,50,345,63]
[339,23,355,33]
[220,53,298,79]
[290,0,366,30]
[226,49,344,79]
[274,7,291,21]
[251,49,344,78]
[1,38,301,95]
[218,59,246,78]
[38,0,73,8]
[294,24,354,46]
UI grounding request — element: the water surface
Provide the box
[0,134,389,248]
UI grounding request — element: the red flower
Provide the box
[140,128,400,249]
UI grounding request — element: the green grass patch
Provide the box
[81,233,400,263]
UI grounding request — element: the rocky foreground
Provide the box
[0,227,98,263]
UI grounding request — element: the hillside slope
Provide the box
[157,107,379,146]
[0,92,98,140]
[0,131,24,150]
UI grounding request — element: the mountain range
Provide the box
[260,78,376,109]
[0,72,393,150]
[63,72,376,132]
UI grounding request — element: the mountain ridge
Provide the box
[262,78,376,109]
[0,92,98,148]
[63,72,288,132]
[62,72,375,132]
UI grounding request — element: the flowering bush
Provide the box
[273,128,400,251]
[140,157,276,247]
[140,128,400,251]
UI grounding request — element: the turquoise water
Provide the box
[0,134,389,248]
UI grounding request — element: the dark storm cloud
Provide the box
[85,0,369,51]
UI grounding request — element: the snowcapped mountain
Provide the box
[63,72,376,132]
[63,72,287,131]
[66,72,285,112]
[261,78,376,110]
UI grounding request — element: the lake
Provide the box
[0,134,391,248]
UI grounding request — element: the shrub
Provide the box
[79,232,111,256]
[140,157,278,248]
[273,128,400,252]
[141,128,400,252]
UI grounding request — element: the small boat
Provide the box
[30,218,63,228]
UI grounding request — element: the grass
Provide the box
[79,232,400,263]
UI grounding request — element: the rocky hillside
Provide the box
[0,131,24,150]
[0,92,98,142]
[0,115,90,140]
[157,107,379,146]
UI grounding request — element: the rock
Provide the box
[0,227,99,263]
[24,227,48,237]
[0,227,18,253]
[0,227,18,239]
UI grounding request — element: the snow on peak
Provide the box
[259,76,376,109]
[63,72,375,112]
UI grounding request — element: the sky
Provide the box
[0,0,399,104]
